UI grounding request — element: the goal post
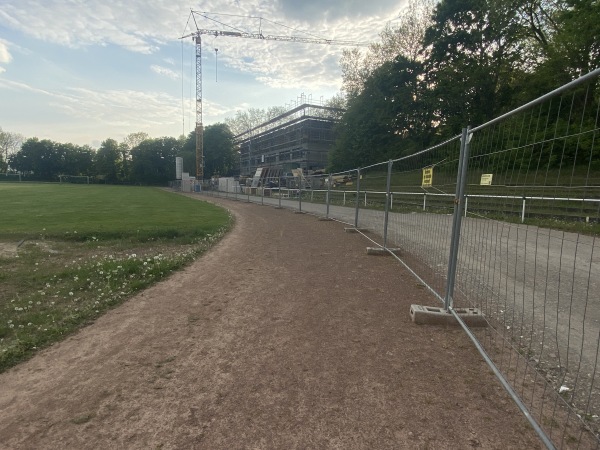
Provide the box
[0,173,21,182]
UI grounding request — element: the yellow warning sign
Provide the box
[422,167,433,187]
[480,173,493,185]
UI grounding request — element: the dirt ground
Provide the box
[0,195,544,449]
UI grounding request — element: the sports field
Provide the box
[0,183,231,372]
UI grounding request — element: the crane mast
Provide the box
[194,34,203,180]
[181,12,365,181]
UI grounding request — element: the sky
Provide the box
[0,0,404,148]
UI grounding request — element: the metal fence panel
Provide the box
[453,74,600,448]
[384,136,463,300]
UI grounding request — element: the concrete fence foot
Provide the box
[410,304,487,327]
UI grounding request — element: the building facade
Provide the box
[237,103,342,177]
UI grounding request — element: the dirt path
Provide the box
[0,196,542,449]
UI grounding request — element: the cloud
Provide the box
[151,64,180,80]
[0,77,181,132]
[276,0,403,22]
[0,67,5,74]
[0,0,193,54]
[0,40,12,64]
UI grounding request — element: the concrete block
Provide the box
[366,247,401,256]
[410,304,487,327]
[318,217,333,221]
[294,211,306,214]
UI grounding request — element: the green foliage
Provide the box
[130,136,181,185]
[179,124,238,178]
[94,138,121,182]
[333,0,600,173]
[10,138,94,181]
[330,56,432,171]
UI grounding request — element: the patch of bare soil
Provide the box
[0,196,544,449]
[0,242,18,258]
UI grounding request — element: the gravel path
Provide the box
[0,195,542,449]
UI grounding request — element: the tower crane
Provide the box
[181,11,366,181]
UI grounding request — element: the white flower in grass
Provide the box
[69,292,74,296]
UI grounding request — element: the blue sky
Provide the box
[0,0,403,147]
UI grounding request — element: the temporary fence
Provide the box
[189,67,600,449]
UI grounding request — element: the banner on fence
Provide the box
[480,173,493,185]
[422,167,433,187]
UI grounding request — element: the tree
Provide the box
[58,142,94,176]
[330,56,432,171]
[94,139,121,182]
[225,107,286,137]
[178,131,197,177]
[120,132,150,181]
[340,0,435,98]
[130,136,181,184]
[9,138,94,180]
[537,0,600,80]
[0,127,24,173]
[10,138,59,180]
[422,0,525,135]
[203,123,237,177]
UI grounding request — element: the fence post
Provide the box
[326,173,331,219]
[343,192,346,205]
[226,179,229,199]
[299,179,303,212]
[364,191,367,206]
[423,193,427,211]
[383,160,393,249]
[521,197,526,223]
[279,177,282,209]
[261,182,264,205]
[464,195,468,217]
[247,184,250,203]
[444,127,471,311]
[354,168,361,228]
[391,192,393,210]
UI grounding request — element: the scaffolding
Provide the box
[237,103,343,177]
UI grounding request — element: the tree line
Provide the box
[1,125,238,184]
[329,0,600,171]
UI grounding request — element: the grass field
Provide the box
[0,183,231,372]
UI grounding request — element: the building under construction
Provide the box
[237,102,343,178]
